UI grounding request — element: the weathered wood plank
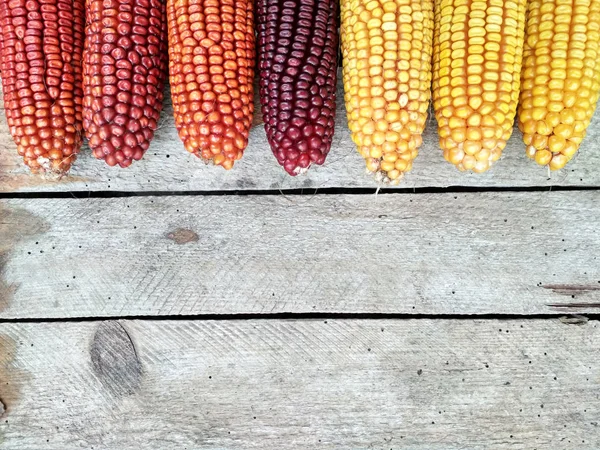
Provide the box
[1,192,598,318]
[0,319,598,449]
[1,78,599,192]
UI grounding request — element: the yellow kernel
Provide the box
[462,155,477,170]
[362,121,375,135]
[475,147,491,162]
[369,55,384,66]
[449,117,466,129]
[554,124,573,140]
[536,121,551,136]
[467,113,482,127]
[387,169,402,180]
[384,90,398,101]
[534,149,553,166]
[372,97,386,109]
[548,135,566,153]
[481,127,497,139]
[545,112,561,128]
[386,131,400,142]
[369,147,382,159]
[532,134,548,150]
[380,160,395,172]
[549,153,568,170]
[466,127,482,141]
[395,159,408,172]
[372,131,386,146]
[382,152,397,162]
[385,110,399,122]
[464,140,482,156]
[451,127,467,143]
[374,119,388,132]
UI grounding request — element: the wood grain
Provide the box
[1,191,599,319]
[1,78,599,193]
[0,319,598,449]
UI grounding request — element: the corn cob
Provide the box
[0,0,85,174]
[341,0,433,184]
[82,0,168,168]
[167,0,255,169]
[257,0,338,176]
[432,0,526,172]
[0,11,4,75]
[518,0,600,170]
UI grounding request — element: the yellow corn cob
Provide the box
[432,0,526,173]
[518,0,600,170]
[341,0,434,184]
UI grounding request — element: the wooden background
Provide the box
[1,75,600,449]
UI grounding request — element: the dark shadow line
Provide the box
[0,184,599,199]
[0,311,598,324]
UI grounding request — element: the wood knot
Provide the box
[166,228,199,245]
[90,321,143,397]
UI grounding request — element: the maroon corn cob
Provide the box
[0,0,85,174]
[257,0,338,175]
[82,0,168,168]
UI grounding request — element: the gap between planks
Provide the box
[0,183,600,200]
[0,312,596,325]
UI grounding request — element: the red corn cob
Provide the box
[167,0,255,169]
[0,11,4,75]
[0,0,85,174]
[82,0,168,168]
[257,0,338,175]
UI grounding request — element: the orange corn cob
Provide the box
[0,0,85,174]
[167,0,255,169]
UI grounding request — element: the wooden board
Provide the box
[1,191,599,319]
[2,79,600,193]
[0,319,598,449]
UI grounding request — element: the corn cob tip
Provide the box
[368,164,404,186]
[22,154,76,178]
[292,166,310,176]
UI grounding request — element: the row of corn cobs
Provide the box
[0,0,599,182]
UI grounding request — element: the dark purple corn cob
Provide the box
[257,0,338,176]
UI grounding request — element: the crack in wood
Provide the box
[542,284,600,298]
[548,303,600,308]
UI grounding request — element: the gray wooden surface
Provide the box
[1,191,599,319]
[0,319,598,450]
[1,79,600,193]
